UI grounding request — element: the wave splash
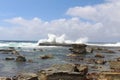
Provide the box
[37,34,88,44]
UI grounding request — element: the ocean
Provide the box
[0,40,120,77]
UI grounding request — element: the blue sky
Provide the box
[0,0,120,42]
[0,0,104,20]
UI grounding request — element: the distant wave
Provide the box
[0,42,37,47]
[88,42,120,47]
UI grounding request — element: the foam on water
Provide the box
[0,34,120,48]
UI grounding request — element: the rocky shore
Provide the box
[0,44,120,80]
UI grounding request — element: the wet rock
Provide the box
[0,77,11,80]
[40,54,53,59]
[11,50,19,55]
[95,53,104,58]
[86,47,93,53]
[70,44,87,54]
[116,57,120,61]
[74,64,88,75]
[95,59,106,64]
[16,56,26,62]
[15,73,38,80]
[38,64,87,80]
[5,57,15,60]
[98,72,120,80]
[86,72,99,80]
[110,61,120,71]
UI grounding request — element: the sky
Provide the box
[0,0,120,42]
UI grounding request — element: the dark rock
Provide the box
[16,56,26,62]
[95,53,104,58]
[70,44,87,54]
[5,57,15,60]
[40,54,53,59]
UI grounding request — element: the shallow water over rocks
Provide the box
[0,46,119,78]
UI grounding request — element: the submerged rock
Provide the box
[14,73,38,80]
[95,53,104,58]
[66,53,77,57]
[16,56,26,62]
[95,59,106,64]
[40,54,53,59]
[5,57,15,60]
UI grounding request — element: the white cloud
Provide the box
[0,17,103,41]
[0,0,120,42]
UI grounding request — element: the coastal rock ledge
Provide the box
[37,63,88,80]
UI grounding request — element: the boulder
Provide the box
[16,56,26,62]
[70,44,87,54]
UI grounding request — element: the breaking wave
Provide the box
[37,34,88,45]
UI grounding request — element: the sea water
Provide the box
[0,40,71,77]
[0,39,120,77]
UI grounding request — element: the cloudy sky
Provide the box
[0,0,119,42]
